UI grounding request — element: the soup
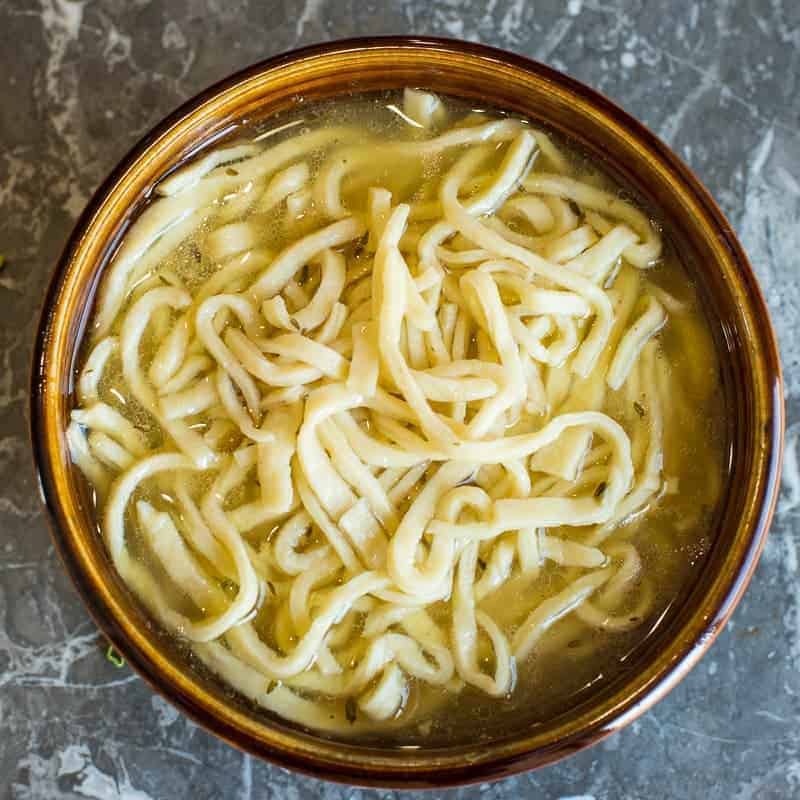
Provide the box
[68,89,727,742]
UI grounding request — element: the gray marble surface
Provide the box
[1,0,799,797]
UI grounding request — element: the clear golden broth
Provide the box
[76,91,728,746]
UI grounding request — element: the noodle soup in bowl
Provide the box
[31,38,783,786]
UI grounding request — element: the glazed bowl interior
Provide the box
[31,38,783,787]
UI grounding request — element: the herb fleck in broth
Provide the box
[69,89,727,746]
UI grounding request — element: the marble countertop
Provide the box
[2,1,798,798]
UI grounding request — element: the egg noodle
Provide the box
[69,89,697,734]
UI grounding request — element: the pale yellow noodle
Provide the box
[68,92,715,734]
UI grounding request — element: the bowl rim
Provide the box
[29,35,784,788]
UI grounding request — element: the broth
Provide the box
[68,90,727,744]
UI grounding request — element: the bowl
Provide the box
[30,36,784,787]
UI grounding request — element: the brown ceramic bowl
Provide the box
[30,37,783,787]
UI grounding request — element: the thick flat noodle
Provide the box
[68,91,703,735]
[157,143,262,196]
[440,148,615,378]
[513,569,612,659]
[94,206,210,338]
[523,173,662,268]
[250,217,365,300]
[292,249,346,331]
[607,295,666,390]
[77,337,118,404]
[88,431,135,472]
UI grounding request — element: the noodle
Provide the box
[69,90,725,740]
